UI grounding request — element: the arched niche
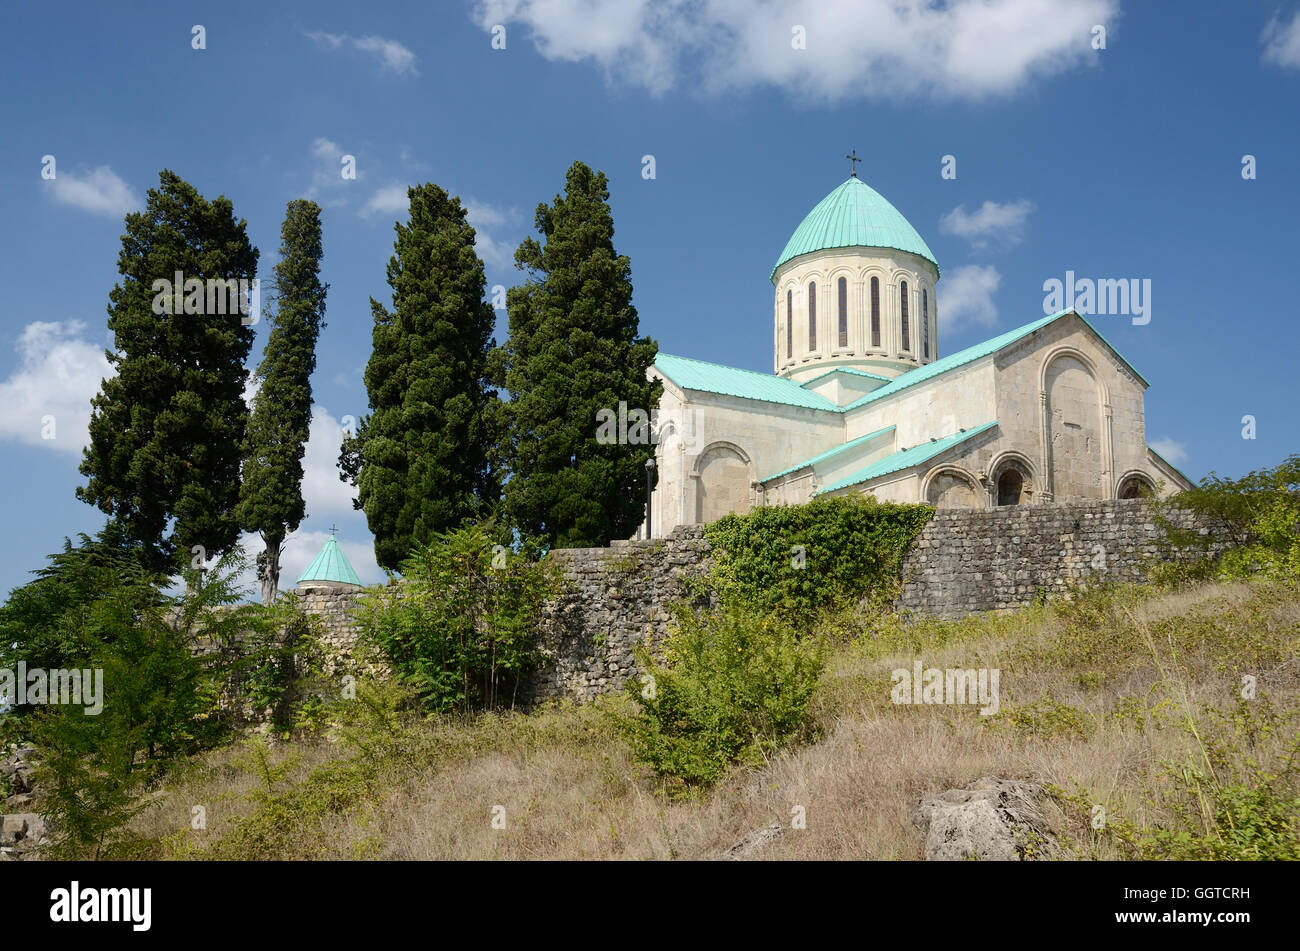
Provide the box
[989,451,1035,506]
[693,441,754,524]
[1116,471,1156,499]
[923,465,983,510]
[1042,348,1108,500]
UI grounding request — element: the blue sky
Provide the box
[1,0,1298,597]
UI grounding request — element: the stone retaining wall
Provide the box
[898,499,1230,619]
[294,501,1231,703]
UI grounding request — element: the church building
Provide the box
[645,170,1192,535]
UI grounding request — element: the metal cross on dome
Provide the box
[328,524,338,537]
[846,149,862,177]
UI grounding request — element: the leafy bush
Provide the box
[358,522,559,714]
[1151,454,1300,584]
[620,606,824,794]
[1064,700,1300,860]
[7,530,324,858]
[703,496,933,622]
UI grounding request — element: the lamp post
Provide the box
[644,456,656,540]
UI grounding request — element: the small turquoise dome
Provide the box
[771,178,939,282]
[297,536,362,586]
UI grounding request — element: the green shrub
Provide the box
[1150,453,1300,585]
[703,495,933,622]
[358,522,559,714]
[1066,700,1300,860]
[620,606,824,794]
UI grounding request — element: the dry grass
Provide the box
[128,577,1299,860]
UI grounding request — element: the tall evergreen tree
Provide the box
[496,161,660,549]
[340,184,499,571]
[78,170,258,573]
[238,200,328,604]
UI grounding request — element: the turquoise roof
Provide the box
[800,367,893,387]
[654,310,1149,416]
[653,353,839,411]
[840,308,1149,412]
[297,536,362,586]
[772,178,939,282]
[763,425,896,482]
[818,421,999,495]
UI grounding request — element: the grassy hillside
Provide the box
[128,575,1298,860]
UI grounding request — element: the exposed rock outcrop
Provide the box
[912,777,1058,860]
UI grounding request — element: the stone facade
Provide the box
[642,177,1194,538]
[898,499,1232,619]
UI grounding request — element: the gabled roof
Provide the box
[771,178,939,281]
[800,367,893,387]
[653,309,1150,416]
[653,353,839,411]
[762,425,896,482]
[297,536,362,586]
[817,421,999,495]
[840,308,1149,412]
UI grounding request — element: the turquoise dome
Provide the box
[771,178,939,282]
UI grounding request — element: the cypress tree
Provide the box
[343,184,499,571]
[238,200,328,604]
[78,170,258,574]
[496,161,660,549]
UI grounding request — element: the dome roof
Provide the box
[771,178,939,281]
[297,536,362,586]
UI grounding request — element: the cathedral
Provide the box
[644,171,1191,536]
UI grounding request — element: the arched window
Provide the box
[1118,475,1154,499]
[900,281,910,352]
[997,469,1024,506]
[807,282,817,351]
[870,276,880,348]
[837,277,848,348]
[786,289,792,360]
[922,288,930,359]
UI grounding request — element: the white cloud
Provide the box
[360,188,517,269]
[300,406,361,516]
[307,138,357,203]
[47,166,140,217]
[939,264,1001,331]
[312,137,341,161]
[359,184,410,219]
[475,0,1116,100]
[465,200,516,269]
[305,30,418,75]
[939,199,1035,250]
[0,321,112,455]
[1262,11,1300,68]
[1149,437,1188,467]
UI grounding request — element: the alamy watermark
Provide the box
[595,401,700,448]
[1043,270,1150,326]
[150,270,261,325]
[891,660,999,715]
[0,662,104,715]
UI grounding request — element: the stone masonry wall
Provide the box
[291,501,1231,704]
[898,499,1231,619]
[526,526,713,704]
